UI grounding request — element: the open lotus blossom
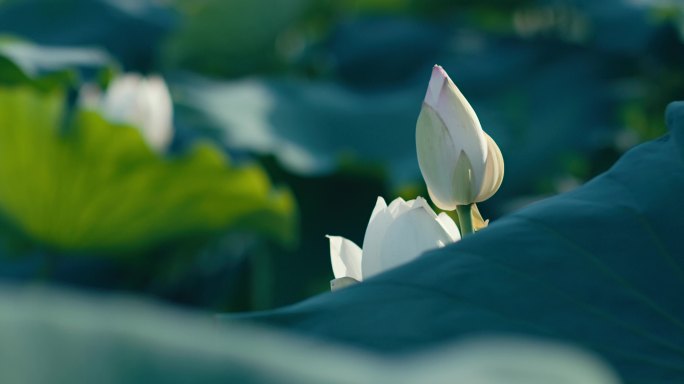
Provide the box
[81,73,174,152]
[416,65,504,210]
[327,196,460,289]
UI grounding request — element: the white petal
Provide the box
[388,196,413,217]
[436,212,461,242]
[361,200,394,279]
[138,76,173,151]
[451,149,477,204]
[436,73,488,196]
[102,74,142,123]
[411,196,437,218]
[415,198,460,242]
[327,235,363,281]
[416,104,460,210]
[368,196,388,223]
[424,65,447,108]
[368,203,454,279]
[475,132,504,202]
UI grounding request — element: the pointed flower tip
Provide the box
[433,65,456,89]
[430,65,450,85]
[426,65,449,107]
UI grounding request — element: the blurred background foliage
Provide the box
[0,0,682,312]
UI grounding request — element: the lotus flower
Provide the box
[416,65,504,210]
[328,196,460,289]
[81,73,173,151]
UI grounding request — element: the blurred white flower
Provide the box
[328,196,460,289]
[416,65,504,210]
[81,73,173,152]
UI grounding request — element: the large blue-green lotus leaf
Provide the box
[0,284,619,384]
[227,102,684,383]
[0,86,295,254]
[0,0,175,70]
[0,37,114,87]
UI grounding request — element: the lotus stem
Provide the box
[456,204,474,237]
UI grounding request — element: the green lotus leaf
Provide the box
[0,86,296,254]
[0,284,618,384]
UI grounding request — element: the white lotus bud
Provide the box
[416,65,504,210]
